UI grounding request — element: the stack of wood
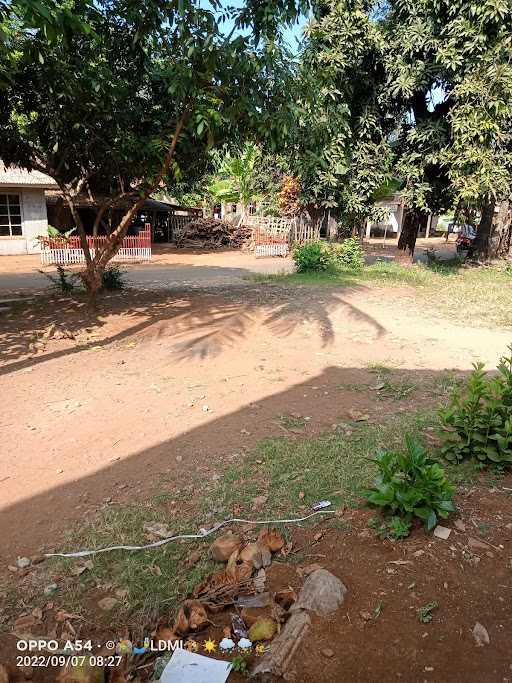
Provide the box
[175,217,252,249]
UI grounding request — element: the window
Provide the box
[0,194,22,236]
[248,202,257,216]
[231,203,238,213]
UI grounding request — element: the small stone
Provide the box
[98,597,119,611]
[321,648,334,658]
[16,557,31,569]
[202,405,209,412]
[433,525,451,540]
[176,455,183,462]
[454,519,466,532]
[472,622,490,646]
[413,550,425,558]
[43,583,58,595]
[252,495,268,510]
[56,469,64,474]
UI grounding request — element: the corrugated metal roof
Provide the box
[0,162,58,188]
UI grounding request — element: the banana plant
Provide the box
[207,143,262,225]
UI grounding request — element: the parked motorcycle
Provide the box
[456,223,477,255]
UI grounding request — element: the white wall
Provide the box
[0,187,48,255]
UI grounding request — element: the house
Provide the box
[0,163,57,255]
[365,193,439,239]
[45,191,202,243]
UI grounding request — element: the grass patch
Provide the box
[251,261,512,327]
[2,409,494,635]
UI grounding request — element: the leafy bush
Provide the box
[102,265,126,290]
[327,237,364,270]
[293,241,330,272]
[439,348,512,465]
[363,435,455,531]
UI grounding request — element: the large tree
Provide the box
[291,0,395,233]
[383,0,512,257]
[0,0,307,301]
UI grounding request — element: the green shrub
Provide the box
[293,241,329,272]
[327,237,364,270]
[102,264,126,290]
[439,347,512,465]
[363,435,455,531]
[40,265,77,293]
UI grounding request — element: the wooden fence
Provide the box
[245,216,321,257]
[40,226,152,266]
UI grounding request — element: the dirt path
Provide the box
[0,248,294,293]
[1,282,509,564]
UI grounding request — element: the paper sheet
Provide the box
[160,648,232,683]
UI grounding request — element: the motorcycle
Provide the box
[456,224,477,255]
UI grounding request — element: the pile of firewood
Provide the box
[174,217,252,249]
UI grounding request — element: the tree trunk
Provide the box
[472,197,496,261]
[397,208,427,259]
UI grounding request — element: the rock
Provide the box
[472,622,490,646]
[433,525,451,540]
[454,519,466,532]
[291,569,347,617]
[413,550,425,558]
[210,532,242,562]
[143,522,172,539]
[468,537,492,552]
[16,557,31,569]
[98,597,118,611]
[321,648,334,658]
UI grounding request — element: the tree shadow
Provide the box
[0,283,385,375]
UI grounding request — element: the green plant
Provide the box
[417,601,438,623]
[39,265,77,293]
[439,348,512,466]
[230,655,248,673]
[101,265,126,290]
[363,435,455,530]
[327,237,365,271]
[368,515,411,539]
[293,241,330,272]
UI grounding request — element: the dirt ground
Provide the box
[1,245,511,681]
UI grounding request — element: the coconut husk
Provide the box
[193,550,254,604]
[210,532,242,562]
[258,528,285,553]
[173,600,209,635]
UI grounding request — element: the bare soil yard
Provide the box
[1,260,511,681]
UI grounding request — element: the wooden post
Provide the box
[425,214,432,239]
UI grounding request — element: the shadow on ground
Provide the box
[0,284,385,375]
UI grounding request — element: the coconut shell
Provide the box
[248,617,277,642]
[174,600,209,634]
[258,528,285,553]
[210,532,242,562]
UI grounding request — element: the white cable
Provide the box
[45,511,333,558]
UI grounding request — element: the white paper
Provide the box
[160,648,232,683]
